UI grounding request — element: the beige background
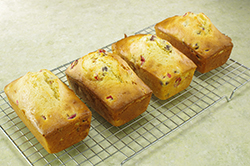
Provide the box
[1,0,250,165]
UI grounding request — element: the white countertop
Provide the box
[1,0,250,165]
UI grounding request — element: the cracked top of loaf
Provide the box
[65,50,152,110]
[4,69,91,135]
[155,12,233,58]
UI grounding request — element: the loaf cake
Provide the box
[4,69,92,153]
[155,12,233,73]
[65,50,152,126]
[112,34,197,100]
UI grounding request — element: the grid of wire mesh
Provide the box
[1,24,250,166]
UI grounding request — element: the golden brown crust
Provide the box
[65,50,152,126]
[112,34,197,100]
[4,69,92,153]
[155,12,233,73]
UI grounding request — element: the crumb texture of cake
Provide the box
[66,50,152,126]
[112,34,197,100]
[155,12,233,73]
[4,69,92,153]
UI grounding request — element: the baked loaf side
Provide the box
[4,69,92,153]
[65,50,152,126]
[155,12,233,73]
[112,34,197,100]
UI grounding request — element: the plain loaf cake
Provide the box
[4,69,92,153]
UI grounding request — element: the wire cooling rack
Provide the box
[1,24,250,166]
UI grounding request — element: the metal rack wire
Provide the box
[1,24,250,166]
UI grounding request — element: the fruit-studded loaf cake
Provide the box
[155,12,233,73]
[65,50,152,126]
[4,69,92,153]
[112,34,197,100]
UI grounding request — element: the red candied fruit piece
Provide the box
[99,49,107,56]
[106,95,113,100]
[99,49,105,53]
[70,59,78,69]
[68,113,76,119]
[183,12,191,17]
[140,55,145,65]
[174,77,182,87]
[163,73,171,79]
[94,74,99,80]
[176,77,181,82]
[16,100,19,105]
